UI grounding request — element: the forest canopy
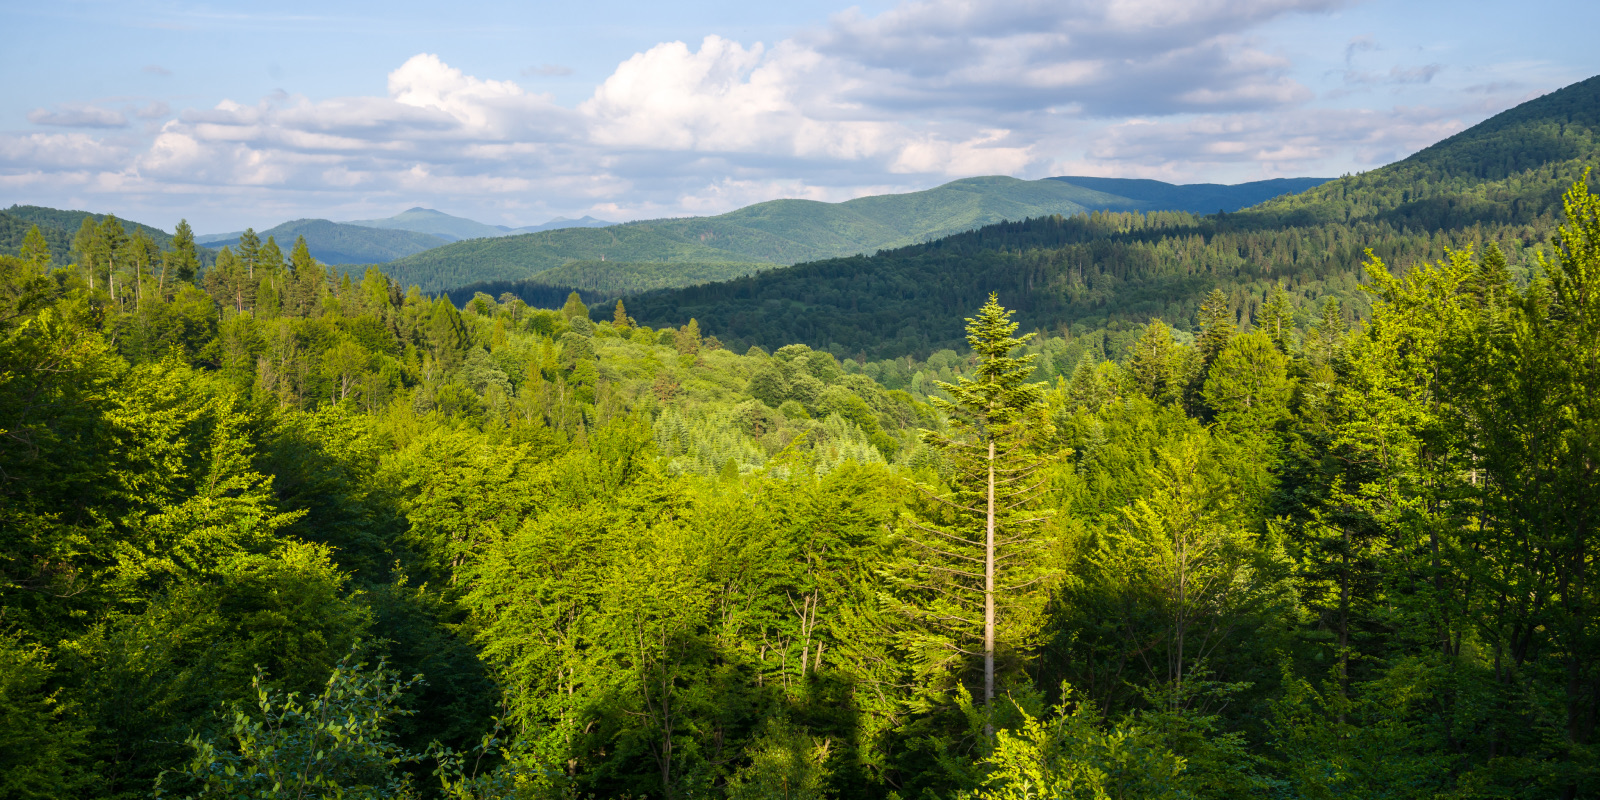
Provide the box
[3,76,1600,800]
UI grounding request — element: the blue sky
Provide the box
[3,0,1596,233]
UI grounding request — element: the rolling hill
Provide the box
[5,205,183,249]
[618,74,1600,358]
[1047,176,1331,214]
[384,174,1322,294]
[1,204,216,268]
[200,219,449,264]
[343,207,616,241]
[343,207,510,242]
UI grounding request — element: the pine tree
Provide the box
[287,236,319,317]
[165,219,201,291]
[1259,282,1296,353]
[19,225,51,271]
[560,291,588,321]
[1128,319,1184,403]
[612,299,631,330]
[236,228,262,280]
[1195,288,1235,367]
[894,293,1058,737]
[71,217,98,289]
[1305,297,1346,367]
[97,216,127,302]
[676,318,702,356]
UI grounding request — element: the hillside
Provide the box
[381,176,1156,292]
[344,208,616,241]
[201,218,449,264]
[508,215,614,234]
[0,209,74,262]
[1049,176,1331,214]
[621,75,1600,358]
[5,204,182,249]
[1,204,215,267]
[343,207,510,241]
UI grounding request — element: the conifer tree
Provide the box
[560,291,588,321]
[612,299,631,329]
[1129,319,1184,403]
[893,293,1057,737]
[71,217,98,289]
[164,219,201,291]
[96,215,127,298]
[19,225,51,271]
[1305,297,1346,367]
[1259,282,1295,353]
[676,318,702,356]
[1195,288,1235,367]
[236,228,262,280]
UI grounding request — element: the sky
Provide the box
[2,0,1597,234]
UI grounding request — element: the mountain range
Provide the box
[616,74,1600,357]
[342,207,614,242]
[7,176,1330,286]
[197,219,450,265]
[386,174,1333,294]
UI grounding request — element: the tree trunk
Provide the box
[984,437,996,739]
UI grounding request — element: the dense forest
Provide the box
[3,157,1600,798]
[3,74,1600,800]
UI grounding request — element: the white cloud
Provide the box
[0,133,129,169]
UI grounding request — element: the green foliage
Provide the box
[156,645,421,800]
[0,634,88,799]
[967,687,1187,800]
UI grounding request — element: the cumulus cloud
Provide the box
[0,133,129,169]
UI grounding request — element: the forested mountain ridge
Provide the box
[343,208,616,241]
[5,204,179,248]
[620,75,1600,358]
[343,207,515,242]
[2,204,217,270]
[380,174,1327,294]
[1239,74,1600,228]
[200,218,450,264]
[1048,175,1331,214]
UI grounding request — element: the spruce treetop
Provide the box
[931,293,1045,436]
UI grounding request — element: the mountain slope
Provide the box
[0,209,75,262]
[382,176,1159,292]
[1048,176,1332,214]
[2,204,218,268]
[344,207,510,242]
[203,219,449,264]
[619,74,1600,358]
[5,205,182,249]
[507,215,614,235]
[1241,74,1600,230]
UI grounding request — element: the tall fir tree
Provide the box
[893,293,1058,737]
[19,225,51,271]
[164,219,201,290]
[1259,282,1296,353]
